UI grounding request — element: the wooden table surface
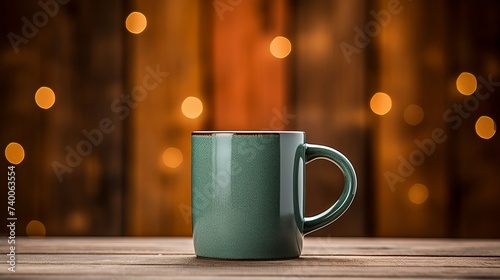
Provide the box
[2,237,500,279]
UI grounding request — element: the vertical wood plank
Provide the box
[448,0,500,238]
[294,0,368,236]
[0,1,125,235]
[212,0,289,130]
[373,0,450,237]
[127,0,204,236]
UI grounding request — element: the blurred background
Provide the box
[1,0,499,238]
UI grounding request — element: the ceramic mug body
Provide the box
[191,131,356,259]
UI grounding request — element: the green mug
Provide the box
[191,131,357,259]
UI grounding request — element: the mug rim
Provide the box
[192,130,305,135]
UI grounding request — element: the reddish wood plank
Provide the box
[212,0,289,130]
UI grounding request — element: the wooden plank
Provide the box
[372,0,449,237]
[294,0,369,237]
[1,276,421,280]
[5,238,500,279]
[8,264,500,278]
[16,237,194,254]
[0,276,396,280]
[14,237,500,257]
[302,238,500,257]
[13,237,500,256]
[0,0,125,236]
[127,0,204,236]
[17,254,500,268]
[447,0,500,239]
[212,0,289,131]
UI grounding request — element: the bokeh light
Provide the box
[126,12,147,34]
[270,36,292,58]
[475,116,496,139]
[66,211,90,232]
[409,183,429,205]
[26,220,46,237]
[181,96,203,119]
[35,86,56,109]
[456,72,477,95]
[5,142,25,165]
[370,92,392,115]
[404,104,424,125]
[162,147,183,168]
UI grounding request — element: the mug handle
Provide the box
[303,144,357,234]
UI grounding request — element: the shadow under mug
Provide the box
[191,131,357,259]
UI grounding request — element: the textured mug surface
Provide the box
[191,131,356,259]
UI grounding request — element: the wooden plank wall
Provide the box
[212,0,289,130]
[447,0,500,238]
[2,0,499,238]
[126,0,292,236]
[294,0,369,236]
[126,0,204,236]
[0,1,125,235]
[373,0,450,237]
[373,0,500,237]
